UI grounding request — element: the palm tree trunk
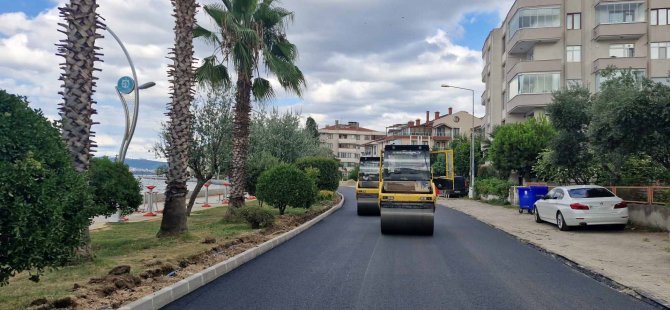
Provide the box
[57,0,104,259]
[229,69,253,209]
[158,0,197,237]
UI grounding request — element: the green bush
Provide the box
[347,165,359,181]
[238,206,275,229]
[89,157,143,216]
[0,90,94,285]
[295,157,340,191]
[256,164,316,215]
[475,178,515,200]
[317,190,335,201]
[246,152,281,196]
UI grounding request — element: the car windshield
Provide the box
[568,188,615,198]
[359,160,380,182]
[382,149,431,181]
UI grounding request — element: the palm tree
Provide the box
[57,0,104,173]
[195,0,306,209]
[56,0,105,258]
[158,0,198,237]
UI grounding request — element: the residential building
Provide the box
[482,0,670,135]
[362,109,484,156]
[318,121,385,173]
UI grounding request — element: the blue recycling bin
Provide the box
[529,186,549,203]
[517,187,533,213]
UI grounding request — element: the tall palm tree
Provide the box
[57,0,104,258]
[195,0,306,209]
[158,0,198,237]
[57,0,104,173]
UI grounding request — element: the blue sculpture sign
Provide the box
[117,76,135,94]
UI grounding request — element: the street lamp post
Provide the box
[441,84,476,199]
[106,25,156,223]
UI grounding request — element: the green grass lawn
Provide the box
[0,200,326,309]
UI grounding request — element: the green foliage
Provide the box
[305,117,319,140]
[347,165,359,181]
[475,178,515,200]
[450,135,482,177]
[295,156,340,191]
[590,70,670,172]
[431,154,446,177]
[88,157,142,216]
[246,152,282,196]
[0,90,94,285]
[317,190,335,201]
[155,164,168,176]
[255,164,316,215]
[489,117,556,180]
[477,165,499,179]
[617,155,670,185]
[238,206,275,229]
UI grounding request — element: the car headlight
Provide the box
[420,196,433,201]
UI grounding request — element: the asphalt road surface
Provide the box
[164,187,656,310]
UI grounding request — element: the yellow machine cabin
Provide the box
[356,156,381,215]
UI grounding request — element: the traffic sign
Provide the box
[117,76,135,94]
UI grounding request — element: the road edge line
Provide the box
[439,201,669,310]
[119,192,345,310]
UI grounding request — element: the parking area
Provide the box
[440,198,670,307]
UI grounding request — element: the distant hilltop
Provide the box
[109,158,167,173]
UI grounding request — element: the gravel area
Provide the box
[440,198,670,307]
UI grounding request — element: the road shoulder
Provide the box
[439,198,670,308]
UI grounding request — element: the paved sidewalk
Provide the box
[440,198,670,307]
[90,194,236,230]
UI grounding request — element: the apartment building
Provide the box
[318,121,385,172]
[362,109,484,156]
[482,0,670,135]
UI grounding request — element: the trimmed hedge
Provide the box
[89,157,142,216]
[475,178,515,200]
[295,157,339,191]
[238,206,275,229]
[256,164,316,215]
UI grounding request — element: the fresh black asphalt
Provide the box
[163,187,655,310]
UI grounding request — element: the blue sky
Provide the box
[0,0,510,159]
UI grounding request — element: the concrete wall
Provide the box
[628,204,670,232]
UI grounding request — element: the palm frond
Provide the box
[221,0,233,11]
[232,42,255,74]
[203,4,227,27]
[262,48,305,96]
[196,56,231,88]
[252,77,275,102]
[233,0,258,16]
[255,4,293,31]
[193,24,221,46]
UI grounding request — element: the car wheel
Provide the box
[534,207,542,223]
[557,212,570,231]
[529,208,535,215]
[518,208,523,214]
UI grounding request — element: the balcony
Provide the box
[481,62,490,82]
[593,22,646,41]
[592,57,646,73]
[481,90,489,106]
[507,27,561,55]
[506,59,562,82]
[507,93,553,114]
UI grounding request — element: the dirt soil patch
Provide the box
[441,198,670,307]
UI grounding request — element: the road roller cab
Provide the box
[379,145,436,235]
[356,156,381,215]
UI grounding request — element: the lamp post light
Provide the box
[441,84,476,199]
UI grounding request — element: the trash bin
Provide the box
[517,187,533,214]
[529,186,549,203]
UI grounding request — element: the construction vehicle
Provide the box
[356,156,381,215]
[379,145,438,235]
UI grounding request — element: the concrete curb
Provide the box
[119,193,345,310]
[438,201,669,309]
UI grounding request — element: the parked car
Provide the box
[534,185,628,231]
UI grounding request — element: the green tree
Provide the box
[255,164,315,215]
[245,151,281,197]
[155,88,234,215]
[88,157,142,216]
[0,90,94,285]
[159,0,198,237]
[305,116,319,140]
[450,135,482,177]
[195,0,306,209]
[489,117,555,181]
[431,154,446,177]
[295,157,340,191]
[590,70,670,171]
[347,165,359,181]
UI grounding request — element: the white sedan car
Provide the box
[534,185,628,231]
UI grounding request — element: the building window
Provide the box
[508,72,561,98]
[651,42,670,59]
[652,77,670,86]
[566,79,582,88]
[338,134,347,139]
[596,69,645,91]
[566,46,581,62]
[451,128,460,138]
[609,44,634,57]
[567,13,581,29]
[651,8,670,25]
[355,135,360,140]
[596,2,645,25]
[327,134,333,139]
[436,126,447,137]
[508,7,561,39]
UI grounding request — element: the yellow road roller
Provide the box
[379,145,436,235]
[356,156,381,215]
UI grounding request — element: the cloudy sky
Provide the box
[0,0,512,160]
